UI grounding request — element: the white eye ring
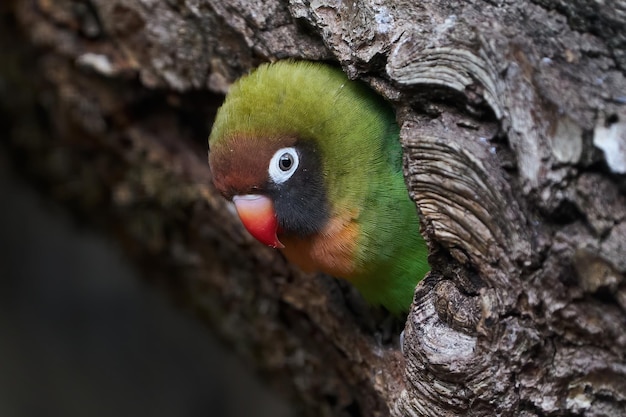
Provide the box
[268,147,299,184]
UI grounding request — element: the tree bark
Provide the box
[2,0,626,416]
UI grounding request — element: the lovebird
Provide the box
[208,61,429,314]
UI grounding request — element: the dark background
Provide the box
[0,152,294,417]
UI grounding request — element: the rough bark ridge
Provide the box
[2,0,626,416]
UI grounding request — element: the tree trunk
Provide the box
[2,0,626,416]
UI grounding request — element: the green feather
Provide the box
[209,60,429,314]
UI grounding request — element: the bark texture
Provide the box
[2,0,626,416]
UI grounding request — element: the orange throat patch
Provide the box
[278,210,360,279]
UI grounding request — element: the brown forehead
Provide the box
[209,134,297,197]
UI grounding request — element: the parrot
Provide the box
[208,60,429,314]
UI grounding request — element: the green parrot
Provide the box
[208,60,429,314]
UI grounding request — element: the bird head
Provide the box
[207,61,381,255]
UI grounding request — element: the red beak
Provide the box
[232,195,284,249]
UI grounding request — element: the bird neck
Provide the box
[279,208,361,278]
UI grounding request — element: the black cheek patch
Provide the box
[270,142,329,237]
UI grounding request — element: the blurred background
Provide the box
[0,152,294,417]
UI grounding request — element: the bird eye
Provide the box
[269,147,299,184]
[279,154,293,171]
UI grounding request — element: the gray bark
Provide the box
[2,0,626,416]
